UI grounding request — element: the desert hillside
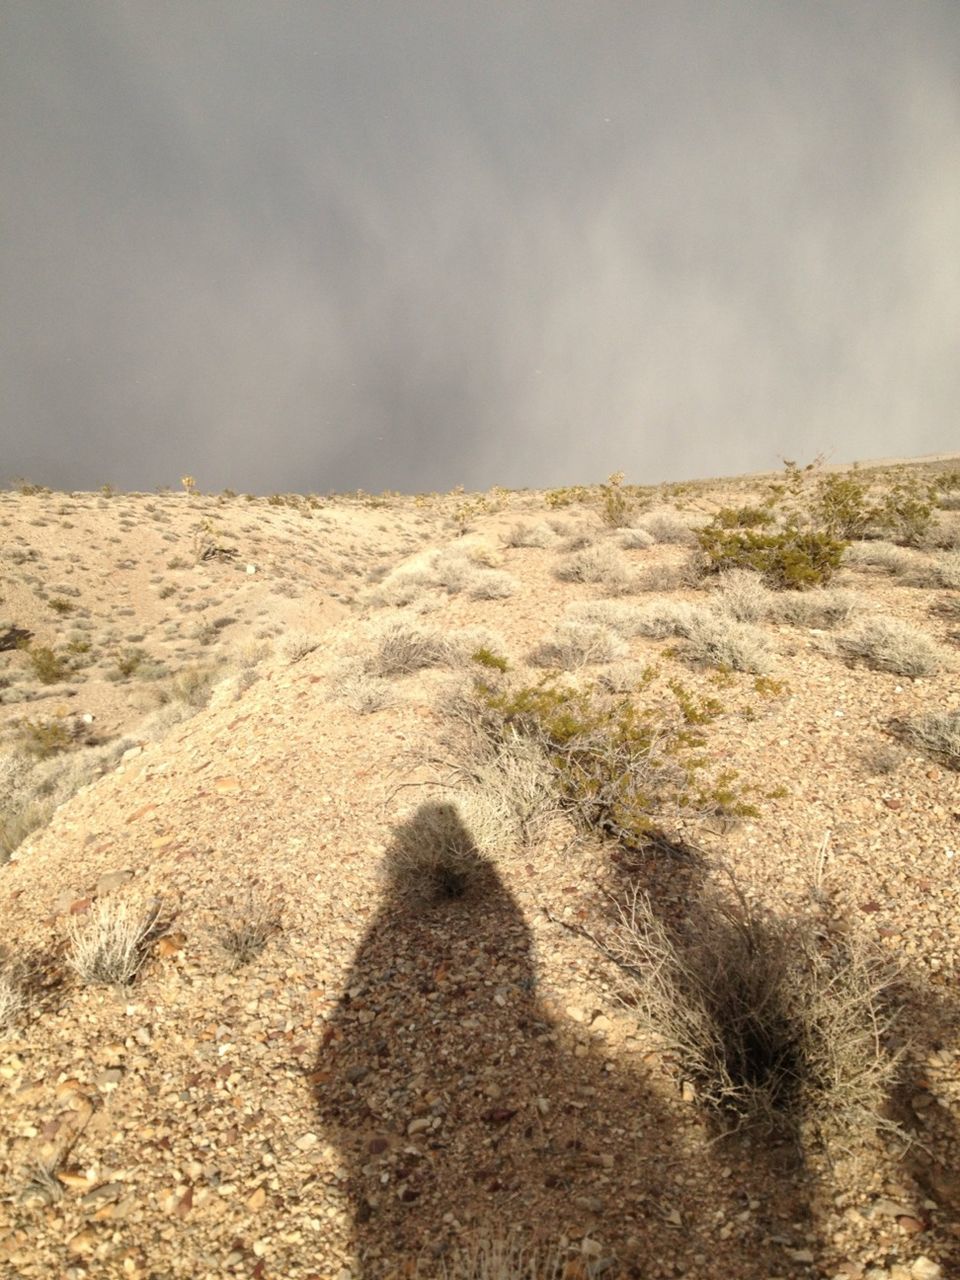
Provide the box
[1,460,959,1280]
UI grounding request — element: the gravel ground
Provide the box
[1,473,959,1280]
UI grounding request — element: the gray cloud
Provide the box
[2,1,958,493]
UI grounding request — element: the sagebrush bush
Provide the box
[843,540,916,576]
[440,1235,564,1280]
[467,570,518,600]
[891,710,960,770]
[283,631,322,663]
[836,616,943,677]
[925,549,960,590]
[553,542,631,591]
[365,620,454,676]
[769,588,861,629]
[609,883,901,1135]
[0,966,27,1031]
[637,510,695,545]
[711,570,774,623]
[680,611,773,675]
[502,522,555,549]
[565,599,647,637]
[619,527,655,550]
[67,897,163,986]
[530,621,627,670]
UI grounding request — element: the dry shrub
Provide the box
[770,588,861,629]
[637,510,696,544]
[680,611,773,675]
[283,631,322,663]
[503,522,555,549]
[619,527,655,550]
[632,601,773,674]
[530,621,627,670]
[365,620,454,676]
[67,896,164,986]
[924,549,960,590]
[219,893,281,970]
[467,570,518,600]
[844,540,916,576]
[439,1235,564,1279]
[0,966,26,1032]
[553,542,632,592]
[608,882,900,1136]
[565,600,646,637]
[711,569,774,623]
[891,710,960,770]
[385,801,493,904]
[835,616,943,677]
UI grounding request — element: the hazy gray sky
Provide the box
[2,2,958,494]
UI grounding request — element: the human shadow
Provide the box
[313,803,816,1278]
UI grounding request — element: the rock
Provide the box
[67,1230,97,1255]
[566,1006,587,1023]
[406,1118,430,1136]
[295,1133,318,1151]
[214,776,241,795]
[96,870,135,895]
[897,1216,926,1234]
[96,1068,123,1091]
[80,1182,124,1209]
[247,1186,266,1212]
[910,1259,942,1280]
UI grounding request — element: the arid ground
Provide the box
[1,458,959,1280]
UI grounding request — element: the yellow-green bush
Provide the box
[696,523,846,590]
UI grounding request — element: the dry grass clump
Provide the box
[218,893,281,970]
[365,620,455,676]
[467,570,518,600]
[283,631,322,663]
[530,621,628,670]
[891,710,960,770]
[553,542,632,593]
[681,611,773,674]
[565,599,647,637]
[0,965,27,1032]
[636,510,696,544]
[619,527,655,550]
[66,896,164,986]
[770,588,861,629]
[439,1235,564,1279]
[608,883,900,1135]
[835,616,943,677]
[844,540,916,576]
[923,549,960,590]
[630,601,773,673]
[503,522,555,549]
[710,570,774,623]
[385,801,494,903]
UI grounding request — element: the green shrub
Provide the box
[48,597,75,616]
[696,523,846,589]
[811,473,873,540]
[23,645,70,685]
[714,505,775,529]
[17,719,73,758]
[470,675,757,852]
[471,647,509,673]
[598,471,636,528]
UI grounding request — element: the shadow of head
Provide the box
[382,800,497,906]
